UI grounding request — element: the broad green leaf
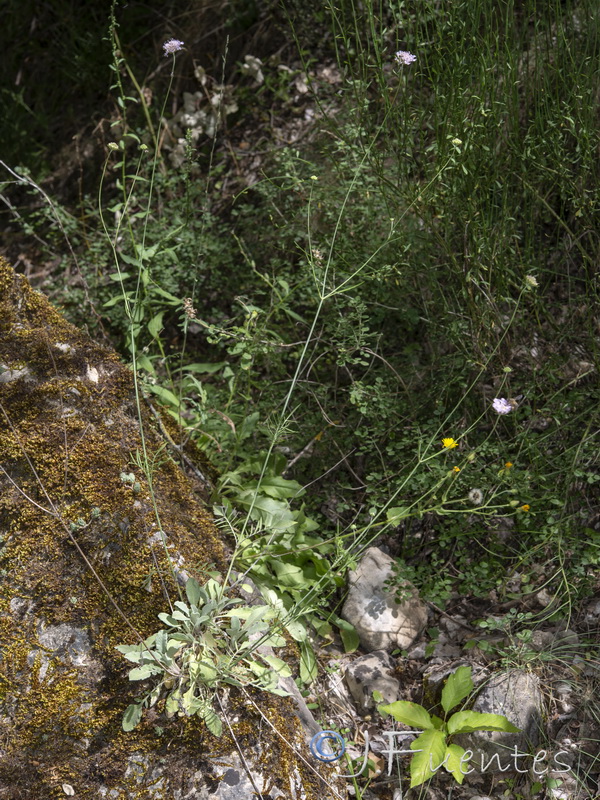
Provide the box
[152,285,181,304]
[158,612,180,627]
[154,630,168,654]
[410,729,447,787]
[238,494,296,531]
[332,617,360,652]
[379,700,435,730]
[115,644,143,663]
[119,253,142,268]
[104,293,132,308]
[201,704,223,737]
[284,619,307,642]
[299,640,318,684]
[431,715,445,730]
[272,561,306,588]
[446,710,520,735]
[441,666,473,714]
[386,506,409,523]
[260,654,292,677]
[165,693,180,715]
[444,743,468,784]
[193,659,219,684]
[185,577,202,607]
[261,632,287,648]
[178,361,228,375]
[259,475,304,499]
[144,383,180,409]
[135,354,156,374]
[122,702,143,731]
[128,664,162,681]
[147,311,164,340]
[136,243,159,261]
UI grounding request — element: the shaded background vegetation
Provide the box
[1,0,600,619]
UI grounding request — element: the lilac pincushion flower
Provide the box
[395,50,417,66]
[492,397,513,415]
[163,39,184,56]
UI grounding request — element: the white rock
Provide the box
[341,547,427,652]
[345,650,399,714]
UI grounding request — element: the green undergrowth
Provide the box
[1,0,599,717]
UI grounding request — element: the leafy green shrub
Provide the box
[379,666,519,788]
[116,576,295,736]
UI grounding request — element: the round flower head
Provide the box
[163,39,184,56]
[492,397,513,415]
[395,50,417,66]
[468,488,484,506]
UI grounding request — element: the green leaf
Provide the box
[261,632,286,648]
[201,704,223,737]
[272,561,306,588]
[122,702,143,731]
[338,621,360,653]
[260,654,292,677]
[152,285,181,304]
[386,506,409,523]
[157,612,180,627]
[379,700,435,730]
[446,710,520,735]
[119,253,143,268]
[185,577,202,607]
[115,644,143,663]
[135,354,156,374]
[410,729,447,787]
[259,475,304,499]
[444,743,468,784]
[284,619,307,642]
[144,383,180,409]
[128,664,163,681]
[178,361,228,375]
[147,311,164,340]
[441,666,473,714]
[299,640,318,684]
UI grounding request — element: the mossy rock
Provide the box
[0,259,345,800]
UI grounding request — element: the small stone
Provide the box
[341,547,427,652]
[455,669,543,770]
[345,651,400,714]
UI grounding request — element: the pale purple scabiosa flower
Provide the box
[395,50,417,66]
[163,39,184,56]
[492,397,513,415]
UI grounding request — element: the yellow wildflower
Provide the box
[442,438,459,449]
[520,504,530,512]
[505,462,513,469]
[452,466,460,473]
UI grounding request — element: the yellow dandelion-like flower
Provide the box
[452,466,460,473]
[442,438,458,449]
[505,462,513,469]
[520,504,530,512]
